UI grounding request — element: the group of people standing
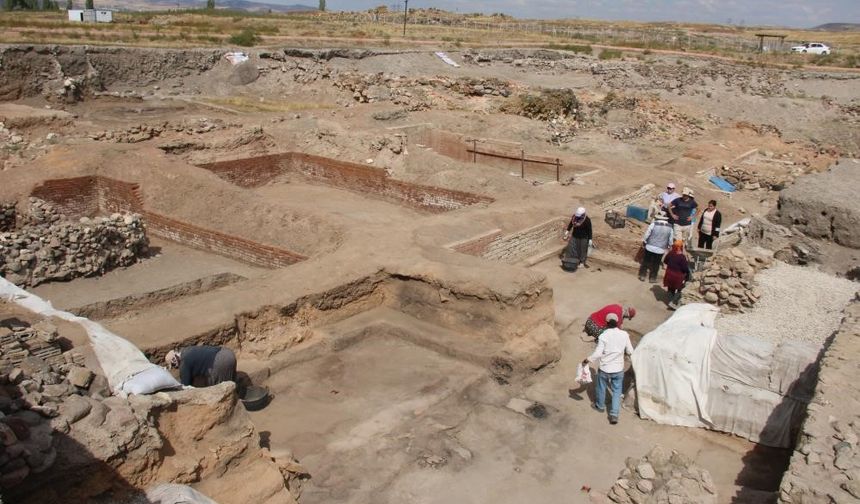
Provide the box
[640,182,723,309]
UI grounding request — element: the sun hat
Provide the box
[682,187,694,196]
[667,182,676,189]
[575,207,586,217]
[655,211,668,220]
[624,307,637,319]
[165,349,180,369]
[605,312,619,324]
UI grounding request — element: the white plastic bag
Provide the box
[576,362,593,384]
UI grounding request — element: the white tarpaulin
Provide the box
[0,277,177,396]
[631,303,719,428]
[434,51,460,67]
[632,303,818,448]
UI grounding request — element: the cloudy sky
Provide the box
[310,0,858,28]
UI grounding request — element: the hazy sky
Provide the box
[308,0,859,28]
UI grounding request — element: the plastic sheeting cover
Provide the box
[631,303,720,428]
[0,277,173,396]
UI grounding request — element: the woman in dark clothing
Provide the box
[697,200,722,250]
[663,240,691,309]
[562,207,593,271]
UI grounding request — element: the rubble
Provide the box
[89,118,234,144]
[0,201,14,231]
[778,302,860,503]
[683,247,772,311]
[593,445,717,504]
[0,198,149,287]
[0,318,93,492]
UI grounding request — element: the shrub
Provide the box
[502,88,581,121]
[229,28,259,47]
[598,49,622,60]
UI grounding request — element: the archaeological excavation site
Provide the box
[0,30,858,504]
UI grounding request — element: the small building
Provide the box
[67,9,113,23]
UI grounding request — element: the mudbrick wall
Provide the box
[774,160,860,249]
[414,129,576,181]
[447,217,567,264]
[198,152,495,213]
[30,176,306,268]
[778,301,860,503]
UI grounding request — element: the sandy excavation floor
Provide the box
[2,42,858,503]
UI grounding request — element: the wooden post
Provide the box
[521,150,525,178]
[473,139,477,163]
[556,158,560,182]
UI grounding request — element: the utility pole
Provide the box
[402,0,408,37]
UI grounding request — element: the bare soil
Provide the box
[2,43,857,503]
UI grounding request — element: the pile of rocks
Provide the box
[684,247,773,311]
[0,202,14,232]
[89,118,235,144]
[1,198,149,287]
[333,71,511,108]
[0,319,107,489]
[717,161,805,192]
[596,445,717,503]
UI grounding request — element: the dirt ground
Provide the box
[2,43,858,503]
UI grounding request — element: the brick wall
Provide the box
[30,176,306,269]
[197,154,286,189]
[31,177,100,218]
[414,129,574,182]
[198,152,493,213]
[447,217,568,264]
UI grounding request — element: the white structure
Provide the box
[67,9,113,23]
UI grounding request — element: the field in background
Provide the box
[0,9,858,68]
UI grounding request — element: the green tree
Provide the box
[65,0,72,9]
[84,0,92,8]
[318,0,325,12]
[206,0,214,9]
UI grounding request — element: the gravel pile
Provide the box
[716,262,858,345]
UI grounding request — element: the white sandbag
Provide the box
[146,483,220,504]
[0,277,170,396]
[121,366,181,396]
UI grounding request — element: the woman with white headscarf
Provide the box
[562,207,593,271]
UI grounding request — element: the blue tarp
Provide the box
[709,175,736,192]
[626,205,649,223]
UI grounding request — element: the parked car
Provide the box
[791,43,831,55]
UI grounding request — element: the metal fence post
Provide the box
[473,139,477,163]
[556,158,560,182]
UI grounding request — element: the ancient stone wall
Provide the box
[0,199,148,287]
[778,301,860,503]
[30,176,306,269]
[447,217,567,264]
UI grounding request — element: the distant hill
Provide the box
[811,23,860,32]
[91,0,317,13]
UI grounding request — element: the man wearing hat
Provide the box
[669,187,698,248]
[582,312,634,425]
[166,345,237,387]
[638,211,674,283]
[583,303,636,340]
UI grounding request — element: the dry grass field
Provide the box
[0,9,858,67]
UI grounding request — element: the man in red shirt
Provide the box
[584,304,636,340]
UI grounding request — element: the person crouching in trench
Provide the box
[166,346,237,387]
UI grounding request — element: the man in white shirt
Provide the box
[582,313,634,424]
[659,182,680,209]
